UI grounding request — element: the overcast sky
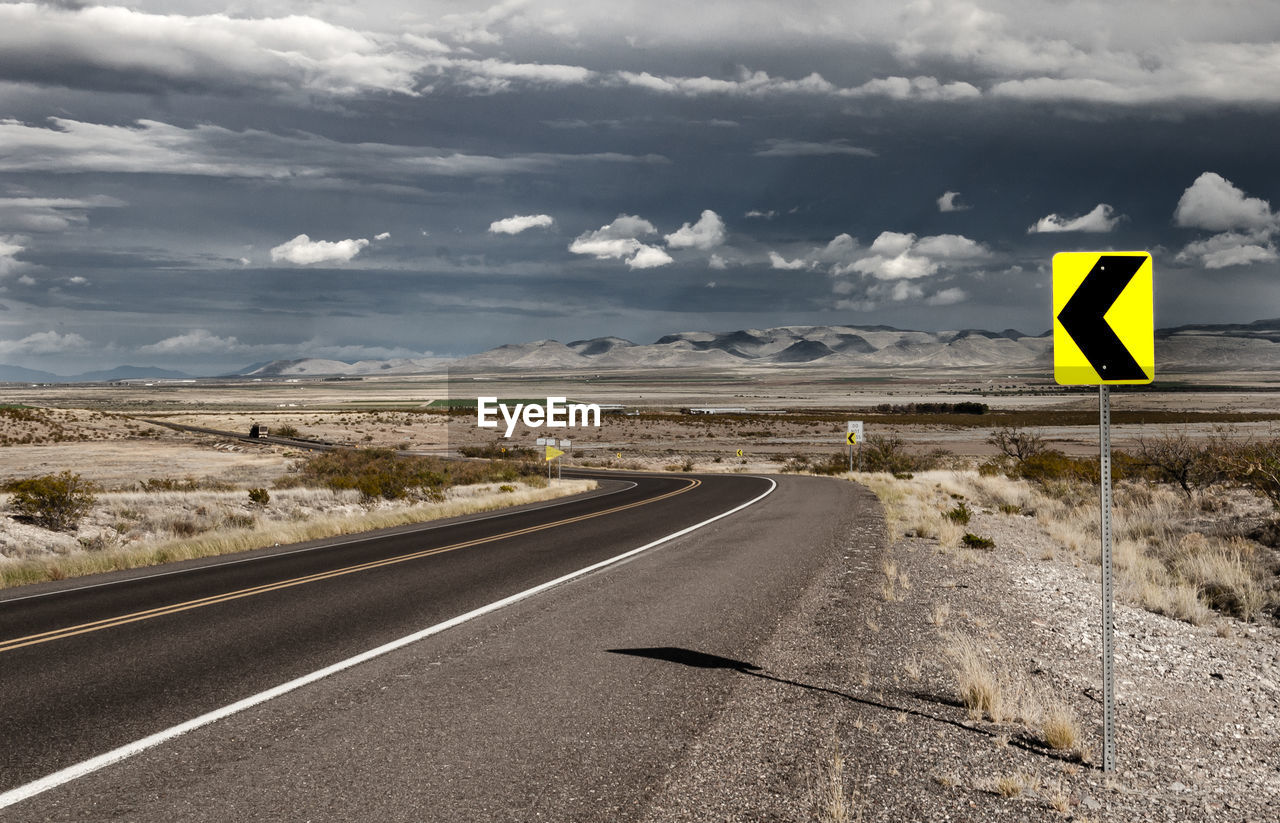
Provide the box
[3,0,1280,374]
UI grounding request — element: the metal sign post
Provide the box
[1053,251,1153,774]
[1099,386,1116,772]
[846,421,863,473]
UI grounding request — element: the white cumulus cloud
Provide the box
[937,191,968,212]
[767,251,810,270]
[1174,172,1275,232]
[0,330,90,355]
[627,245,674,269]
[374,231,391,240]
[1176,231,1278,269]
[0,236,23,275]
[270,234,369,265]
[926,287,968,306]
[664,209,725,249]
[1173,173,1280,269]
[1028,204,1120,233]
[489,214,555,234]
[569,214,670,269]
[843,231,990,281]
[140,329,242,355]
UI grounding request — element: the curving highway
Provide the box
[0,470,877,821]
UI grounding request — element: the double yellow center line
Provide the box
[0,477,700,655]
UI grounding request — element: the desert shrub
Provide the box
[78,533,117,552]
[458,443,535,459]
[809,453,852,475]
[1248,519,1280,549]
[862,434,937,474]
[274,424,300,438]
[1217,438,1280,509]
[1175,534,1266,622]
[781,454,810,473]
[298,449,446,500]
[977,460,1003,476]
[166,517,207,537]
[5,471,98,531]
[987,427,1046,463]
[139,476,201,492]
[945,501,972,525]
[247,488,271,506]
[224,513,256,529]
[961,533,995,550]
[1134,431,1213,497]
[1011,450,1097,486]
[285,448,537,501]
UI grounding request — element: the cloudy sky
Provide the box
[3,0,1280,375]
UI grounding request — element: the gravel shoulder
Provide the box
[639,475,1280,822]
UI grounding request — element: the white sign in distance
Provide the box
[560,439,571,449]
[846,421,863,438]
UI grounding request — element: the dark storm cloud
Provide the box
[2,1,1280,374]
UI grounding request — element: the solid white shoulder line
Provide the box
[0,476,776,810]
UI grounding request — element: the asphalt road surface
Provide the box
[0,471,874,821]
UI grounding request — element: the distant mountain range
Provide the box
[4,318,1277,382]
[443,318,1280,373]
[0,364,195,384]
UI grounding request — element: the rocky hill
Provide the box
[221,317,1280,376]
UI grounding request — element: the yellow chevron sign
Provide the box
[1053,252,1154,385]
[545,444,564,461]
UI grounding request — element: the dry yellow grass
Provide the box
[991,772,1033,797]
[0,480,594,588]
[1046,780,1071,814]
[866,468,1276,627]
[945,633,1009,723]
[811,738,863,823]
[881,560,912,602]
[1040,698,1082,752]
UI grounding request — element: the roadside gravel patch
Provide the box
[639,476,1280,822]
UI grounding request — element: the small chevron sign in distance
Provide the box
[1052,252,1154,385]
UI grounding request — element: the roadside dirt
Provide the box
[640,475,1280,822]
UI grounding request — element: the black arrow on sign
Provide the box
[1057,255,1148,380]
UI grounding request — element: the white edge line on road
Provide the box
[0,476,776,810]
[0,479,639,605]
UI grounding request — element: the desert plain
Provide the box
[3,362,1280,820]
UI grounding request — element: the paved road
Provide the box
[0,472,875,821]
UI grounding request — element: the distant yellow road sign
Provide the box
[1053,252,1154,385]
[545,444,564,461]
[845,432,857,445]
[735,449,743,457]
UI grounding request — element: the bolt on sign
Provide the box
[1052,252,1154,385]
